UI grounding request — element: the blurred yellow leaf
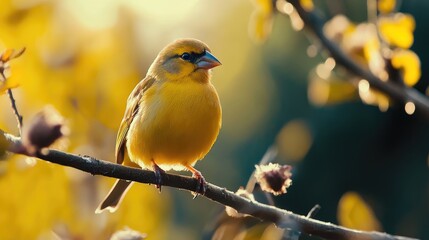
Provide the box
[277,120,312,162]
[379,13,415,49]
[0,48,25,94]
[300,0,314,12]
[337,192,382,231]
[249,0,273,42]
[391,49,421,87]
[0,78,19,94]
[308,72,357,106]
[358,80,390,112]
[378,0,396,14]
[362,37,379,65]
[323,15,354,42]
[0,48,25,62]
[253,0,272,13]
[343,23,380,65]
[363,37,388,81]
[248,10,273,43]
[260,224,283,240]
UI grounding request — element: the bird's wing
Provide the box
[115,75,156,164]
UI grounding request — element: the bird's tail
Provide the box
[95,179,132,214]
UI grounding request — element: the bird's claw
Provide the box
[192,172,207,199]
[152,162,165,192]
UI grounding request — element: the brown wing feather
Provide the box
[115,75,156,164]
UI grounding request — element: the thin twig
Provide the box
[287,0,429,119]
[2,132,416,240]
[306,204,321,218]
[7,89,23,135]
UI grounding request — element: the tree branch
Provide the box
[2,132,416,240]
[7,89,23,135]
[287,0,429,119]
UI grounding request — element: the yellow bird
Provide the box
[96,39,222,213]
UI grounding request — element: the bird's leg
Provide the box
[185,165,207,197]
[152,160,165,192]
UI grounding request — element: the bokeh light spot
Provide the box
[276,0,294,15]
[277,120,312,162]
[337,192,382,231]
[405,101,415,115]
[316,63,331,79]
[307,45,318,58]
[324,57,336,71]
[358,79,370,94]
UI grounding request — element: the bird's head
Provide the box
[148,38,221,83]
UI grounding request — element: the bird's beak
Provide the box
[196,51,221,70]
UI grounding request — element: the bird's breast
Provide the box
[127,79,222,169]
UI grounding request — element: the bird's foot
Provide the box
[152,161,165,192]
[192,172,207,199]
[186,165,207,198]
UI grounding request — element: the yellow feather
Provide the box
[127,77,221,170]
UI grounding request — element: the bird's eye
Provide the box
[181,52,191,61]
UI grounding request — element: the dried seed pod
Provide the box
[254,163,292,196]
[22,106,68,155]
